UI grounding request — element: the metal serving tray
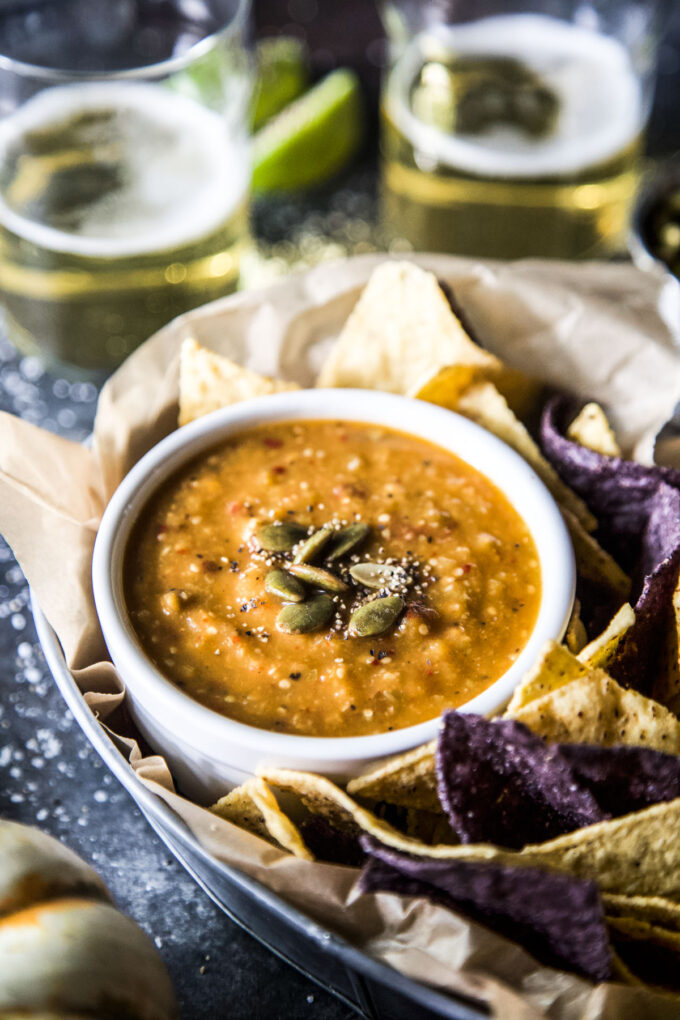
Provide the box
[34,601,487,1020]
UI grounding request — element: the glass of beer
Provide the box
[0,0,251,374]
[379,0,661,260]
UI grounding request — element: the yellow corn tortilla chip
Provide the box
[510,672,680,752]
[608,918,680,998]
[523,798,680,900]
[404,807,458,846]
[567,402,622,458]
[412,362,540,422]
[178,338,299,426]
[609,916,680,954]
[578,603,636,670]
[505,641,588,716]
[564,598,588,654]
[258,767,438,854]
[561,505,631,600]
[444,379,598,534]
[262,775,680,903]
[607,916,680,986]
[653,569,680,715]
[604,894,680,932]
[261,768,548,871]
[316,262,537,414]
[210,777,313,860]
[345,740,438,811]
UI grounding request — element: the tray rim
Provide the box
[32,595,488,1020]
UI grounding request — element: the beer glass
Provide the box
[379,0,661,260]
[0,0,251,374]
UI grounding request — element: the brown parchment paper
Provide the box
[2,254,680,1020]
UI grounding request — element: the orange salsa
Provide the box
[125,420,541,737]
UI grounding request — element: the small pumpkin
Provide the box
[0,820,178,1020]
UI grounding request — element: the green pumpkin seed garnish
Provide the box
[288,562,348,593]
[277,594,334,634]
[348,595,404,638]
[293,525,334,564]
[255,521,308,552]
[265,568,306,603]
[349,562,403,590]
[326,522,371,562]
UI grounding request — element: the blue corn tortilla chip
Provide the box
[435,712,604,848]
[559,742,680,818]
[359,835,615,983]
[436,713,680,849]
[541,396,680,556]
[541,396,680,692]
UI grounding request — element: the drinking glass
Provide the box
[0,0,251,374]
[379,0,661,260]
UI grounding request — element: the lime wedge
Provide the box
[252,68,364,194]
[253,37,309,131]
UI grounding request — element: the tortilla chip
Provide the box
[565,598,588,654]
[608,916,680,991]
[298,815,366,866]
[275,780,680,901]
[561,506,631,600]
[316,262,498,392]
[317,262,537,415]
[258,767,438,855]
[567,402,622,458]
[412,362,540,423]
[542,396,680,694]
[345,740,438,811]
[505,640,588,715]
[604,894,680,932]
[448,380,598,534]
[210,777,313,860]
[436,712,605,849]
[653,569,680,715]
[410,363,483,408]
[178,338,299,426]
[608,916,680,954]
[510,673,680,753]
[403,807,458,846]
[360,836,615,983]
[523,798,680,900]
[578,603,636,670]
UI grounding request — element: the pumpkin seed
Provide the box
[255,521,307,552]
[293,525,334,564]
[326,522,371,562]
[265,568,306,602]
[277,594,334,633]
[349,562,403,590]
[348,595,404,637]
[288,562,348,593]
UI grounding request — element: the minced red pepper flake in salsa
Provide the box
[124,420,541,737]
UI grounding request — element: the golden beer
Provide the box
[380,15,645,260]
[0,82,250,372]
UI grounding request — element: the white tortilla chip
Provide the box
[567,402,621,458]
[317,261,509,396]
[179,338,299,426]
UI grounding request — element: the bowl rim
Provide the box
[92,388,576,764]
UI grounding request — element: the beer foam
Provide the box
[387,14,644,179]
[0,82,248,257]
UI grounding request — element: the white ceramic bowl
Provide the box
[92,389,575,803]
